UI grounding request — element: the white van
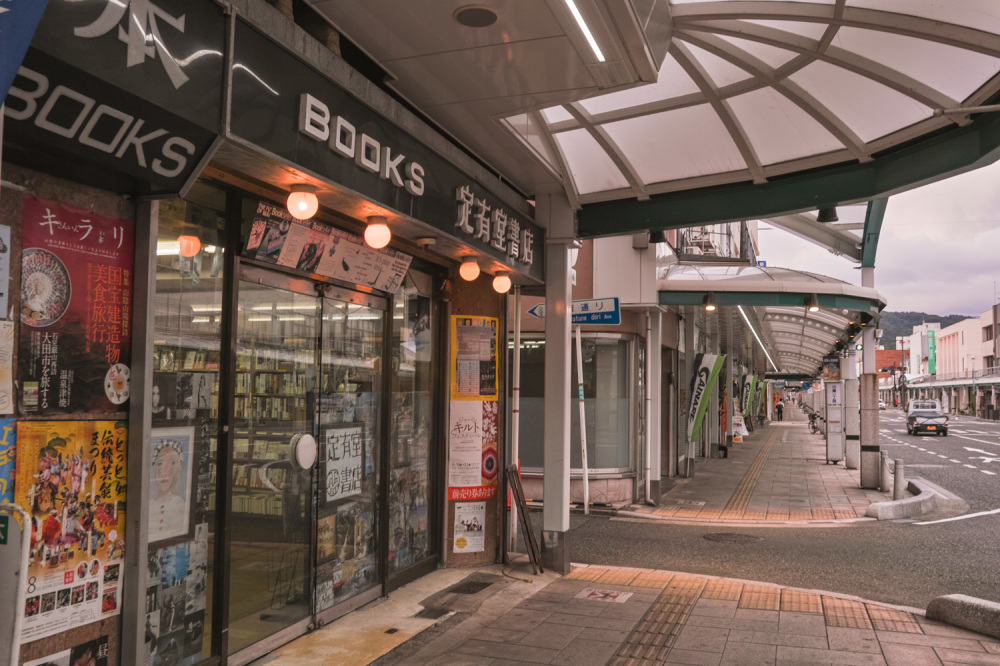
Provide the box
[907,399,941,415]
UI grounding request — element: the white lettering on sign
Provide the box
[298,93,425,196]
[456,185,534,266]
[4,66,196,179]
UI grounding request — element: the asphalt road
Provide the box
[562,411,1000,611]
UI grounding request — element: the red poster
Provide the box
[19,197,134,414]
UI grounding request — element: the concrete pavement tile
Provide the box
[456,639,560,663]
[691,600,738,619]
[518,622,585,650]
[983,643,1000,655]
[576,627,631,643]
[492,608,553,631]
[719,641,777,665]
[664,648,724,665]
[828,627,882,654]
[736,609,780,622]
[779,611,829,636]
[686,614,779,632]
[599,602,653,620]
[425,654,497,665]
[876,631,991,652]
[520,599,609,617]
[932,649,1000,665]
[672,625,730,653]
[728,628,828,649]
[550,638,624,666]
[776,645,887,665]
[881,643,943,666]
[543,613,638,632]
[917,618,998,640]
[477,628,529,644]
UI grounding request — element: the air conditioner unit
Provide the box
[681,246,704,255]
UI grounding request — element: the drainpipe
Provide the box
[645,311,654,505]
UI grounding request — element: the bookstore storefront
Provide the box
[4,1,543,665]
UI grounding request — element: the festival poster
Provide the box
[19,196,134,415]
[0,418,14,502]
[453,502,485,553]
[14,420,127,642]
[447,400,498,501]
[450,316,499,401]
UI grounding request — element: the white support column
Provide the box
[845,348,860,469]
[538,192,574,573]
[859,268,880,487]
[683,307,696,476]
[647,310,663,503]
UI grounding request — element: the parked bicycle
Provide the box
[807,411,820,435]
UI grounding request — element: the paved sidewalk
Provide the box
[366,563,1000,665]
[626,406,892,525]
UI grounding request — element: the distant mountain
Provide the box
[879,311,971,349]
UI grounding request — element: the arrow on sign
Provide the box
[527,304,545,319]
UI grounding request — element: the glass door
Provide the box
[227,269,319,655]
[315,287,386,615]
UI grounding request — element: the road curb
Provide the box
[864,478,936,520]
[926,594,1000,640]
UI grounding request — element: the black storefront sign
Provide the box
[3,0,226,194]
[229,20,544,281]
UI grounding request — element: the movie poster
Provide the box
[14,421,127,641]
[18,196,134,415]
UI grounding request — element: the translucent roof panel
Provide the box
[502,1,1000,205]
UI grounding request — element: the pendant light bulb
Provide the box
[364,215,391,249]
[459,257,480,281]
[177,235,201,258]
[492,271,512,294]
[287,184,318,220]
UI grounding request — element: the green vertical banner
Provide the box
[744,375,757,418]
[928,330,936,374]
[688,353,726,442]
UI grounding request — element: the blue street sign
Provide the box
[527,303,545,319]
[0,1,50,103]
[525,298,621,325]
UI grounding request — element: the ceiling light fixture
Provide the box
[459,257,480,281]
[563,0,606,62]
[454,5,498,27]
[648,229,668,244]
[703,293,717,312]
[816,206,839,223]
[804,294,820,313]
[492,271,512,294]
[177,235,201,258]
[364,215,391,249]
[287,184,318,220]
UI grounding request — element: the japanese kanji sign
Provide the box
[19,197,134,415]
[325,424,364,503]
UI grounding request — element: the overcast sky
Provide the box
[757,159,1000,318]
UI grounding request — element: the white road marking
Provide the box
[964,464,977,469]
[953,435,1000,448]
[982,470,997,476]
[950,459,961,463]
[937,454,947,458]
[914,508,1000,525]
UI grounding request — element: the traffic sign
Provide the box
[524,298,621,325]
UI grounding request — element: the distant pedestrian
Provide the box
[775,399,784,421]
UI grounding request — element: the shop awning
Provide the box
[657,262,885,375]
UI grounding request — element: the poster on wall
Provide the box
[14,420,127,642]
[451,317,498,400]
[452,502,485,553]
[0,418,14,502]
[325,423,364,503]
[18,196,134,415]
[149,427,196,544]
[0,320,15,414]
[244,201,412,292]
[447,400,498,501]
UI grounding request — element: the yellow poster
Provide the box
[14,420,128,642]
[450,316,498,401]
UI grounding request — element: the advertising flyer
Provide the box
[447,400,498,501]
[0,417,14,502]
[452,502,485,553]
[450,317,498,400]
[244,200,412,292]
[14,420,127,642]
[19,196,134,415]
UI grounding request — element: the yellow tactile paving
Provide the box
[866,604,923,633]
[566,565,608,581]
[673,506,702,518]
[811,508,836,520]
[721,429,778,517]
[596,567,644,585]
[823,596,873,628]
[632,570,675,589]
[834,509,857,519]
[701,579,743,601]
[788,510,813,521]
[697,508,722,519]
[742,510,767,520]
[738,583,781,610]
[781,589,823,613]
[766,509,790,520]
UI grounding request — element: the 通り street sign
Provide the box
[524,298,621,325]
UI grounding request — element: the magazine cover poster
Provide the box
[19,196,134,415]
[14,420,127,641]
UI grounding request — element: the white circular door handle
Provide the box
[290,433,318,470]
